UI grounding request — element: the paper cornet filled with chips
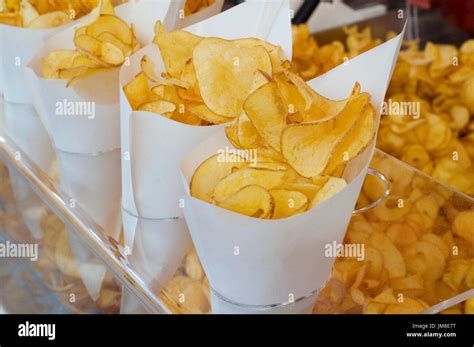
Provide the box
[179,26,405,313]
[119,0,291,294]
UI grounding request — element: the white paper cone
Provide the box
[121,208,192,292]
[4,162,44,240]
[0,5,101,172]
[120,0,292,220]
[180,29,405,313]
[23,0,186,300]
[55,148,122,301]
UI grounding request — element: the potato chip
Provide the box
[193,37,273,117]
[190,153,248,203]
[309,177,347,209]
[153,21,203,79]
[269,189,308,219]
[123,72,150,110]
[370,232,406,279]
[324,103,375,175]
[281,92,370,177]
[189,103,229,125]
[243,81,287,152]
[138,100,176,115]
[213,167,286,202]
[217,185,274,218]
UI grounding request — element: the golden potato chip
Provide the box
[269,189,308,219]
[453,210,474,244]
[212,167,286,202]
[140,54,189,89]
[281,92,370,177]
[42,50,78,79]
[193,37,273,117]
[370,232,406,279]
[243,81,287,152]
[190,153,248,203]
[189,103,230,125]
[153,21,203,79]
[324,103,375,174]
[403,241,446,282]
[309,177,347,209]
[27,10,71,28]
[86,14,133,45]
[217,185,274,218]
[138,100,176,115]
[123,72,150,109]
[234,113,265,149]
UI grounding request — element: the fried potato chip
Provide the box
[153,21,203,79]
[370,232,406,279]
[243,81,287,151]
[309,177,347,209]
[190,153,248,203]
[235,113,265,149]
[189,103,230,125]
[138,100,176,115]
[86,14,133,45]
[140,54,189,89]
[123,72,150,109]
[27,10,70,28]
[217,185,274,218]
[282,92,370,177]
[42,50,79,79]
[324,103,375,174]
[193,37,273,117]
[403,241,446,282]
[269,189,308,219]
[213,167,286,202]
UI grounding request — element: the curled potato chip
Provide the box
[190,153,248,203]
[189,103,230,125]
[123,72,150,109]
[282,93,370,177]
[193,37,273,117]
[324,103,375,174]
[235,113,265,149]
[27,10,71,28]
[42,50,78,79]
[217,185,274,218]
[309,177,347,209]
[138,100,176,115]
[140,54,189,89]
[370,232,406,279]
[403,241,446,282]
[244,81,287,152]
[86,14,133,45]
[269,189,308,219]
[213,167,286,202]
[153,21,203,79]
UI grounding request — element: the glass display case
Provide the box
[1,99,473,314]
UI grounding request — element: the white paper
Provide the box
[180,29,404,313]
[120,0,292,220]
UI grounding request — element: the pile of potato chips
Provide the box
[313,152,474,314]
[124,21,287,125]
[190,72,376,219]
[0,0,111,28]
[378,39,474,196]
[41,2,139,86]
[291,24,474,197]
[291,24,389,81]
